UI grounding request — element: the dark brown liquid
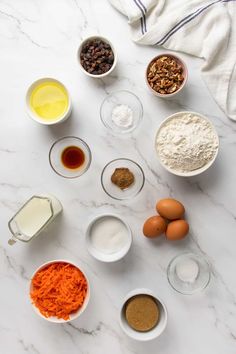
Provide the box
[61,146,85,169]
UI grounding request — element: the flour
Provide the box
[156,113,219,172]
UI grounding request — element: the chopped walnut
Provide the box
[147,56,185,95]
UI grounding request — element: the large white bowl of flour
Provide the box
[155,111,219,177]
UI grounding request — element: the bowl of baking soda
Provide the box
[155,111,219,177]
[100,90,143,135]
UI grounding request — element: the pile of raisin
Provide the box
[80,39,114,75]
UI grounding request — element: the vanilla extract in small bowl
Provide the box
[61,146,85,170]
[49,136,92,178]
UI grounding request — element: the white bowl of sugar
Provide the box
[85,214,132,262]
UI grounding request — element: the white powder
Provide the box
[90,216,129,255]
[156,113,219,172]
[111,104,133,128]
[176,259,199,283]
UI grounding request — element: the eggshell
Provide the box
[166,220,189,240]
[156,198,185,220]
[143,216,167,238]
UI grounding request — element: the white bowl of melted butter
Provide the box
[86,214,132,262]
[26,78,72,125]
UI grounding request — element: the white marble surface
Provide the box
[0,1,236,353]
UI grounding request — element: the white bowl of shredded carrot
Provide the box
[30,260,90,323]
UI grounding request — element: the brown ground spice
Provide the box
[111,168,135,190]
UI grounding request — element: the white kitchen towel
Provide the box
[109,0,236,121]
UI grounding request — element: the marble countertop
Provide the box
[1,1,236,353]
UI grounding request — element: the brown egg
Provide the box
[143,216,167,238]
[166,220,189,240]
[156,198,185,220]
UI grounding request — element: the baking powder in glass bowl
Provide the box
[111,104,134,128]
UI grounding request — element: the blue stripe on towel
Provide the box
[140,16,144,34]
[137,0,147,32]
[133,0,147,33]
[142,13,147,32]
[144,17,147,32]
[155,0,220,45]
[137,0,147,13]
[155,0,224,46]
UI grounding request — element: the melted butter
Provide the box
[30,81,69,121]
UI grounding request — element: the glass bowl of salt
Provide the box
[167,253,211,295]
[100,90,143,135]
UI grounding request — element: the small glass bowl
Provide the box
[100,90,143,135]
[167,253,211,295]
[101,158,145,200]
[49,136,92,178]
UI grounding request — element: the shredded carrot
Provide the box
[30,262,88,320]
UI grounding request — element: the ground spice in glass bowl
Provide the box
[111,167,135,190]
[78,36,117,78]
[101,158,145,200]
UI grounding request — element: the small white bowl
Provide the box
[29,260,90,323]
[120,288,168,341]
[86,214,132,262]
[146,53,188,98]
[26,78,72,125]
[77,36,117,78]
[155,111,219,177]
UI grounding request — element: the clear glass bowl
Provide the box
[49,136,92,178]
[167,253,211,295]
[101,158,145,200]
[100,90,143,135]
